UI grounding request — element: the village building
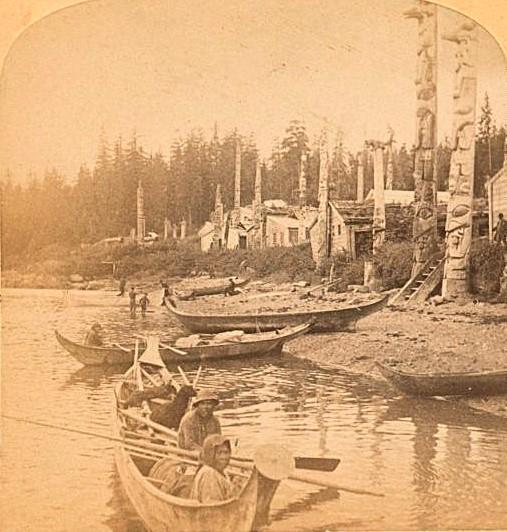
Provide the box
[486,147,507,241]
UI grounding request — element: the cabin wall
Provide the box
[329,208,348,256]
[492,171,507,223]
[265,216,300,247]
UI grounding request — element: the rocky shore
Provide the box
[170,277,507,419]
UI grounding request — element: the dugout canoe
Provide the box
[113,350,291,532]
[174,277,250,300]
[55,322,311,366]
[164,294,389,333]
[377,361,507,397]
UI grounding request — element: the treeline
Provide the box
[2,106,505,266]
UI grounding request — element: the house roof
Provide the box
[266,213,300,229]
[330,201,374,224]
[364,189,449,205]
[486,164,506,186]
[198,221,214,237]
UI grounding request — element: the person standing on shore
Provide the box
[160,279,171,305]
[493,213,506,246]
[117,277,127,296]
[139,292,150,317]
[129,287,138,317]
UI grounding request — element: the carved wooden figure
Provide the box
[442,21,477,296]
[405,0,438,275]
[316,132,330,268]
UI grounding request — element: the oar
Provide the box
[177,366,191,386]
[112,342,131,353]
[120,410,383,497]
[159,342,188,356]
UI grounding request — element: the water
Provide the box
[1,289,506,531]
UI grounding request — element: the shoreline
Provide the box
[4,275,506,419]
[283,302,507,419]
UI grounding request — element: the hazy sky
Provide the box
[0,0,506,183]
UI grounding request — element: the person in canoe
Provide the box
[84,323,104,347]
[190,435,239,503]
[139,292,150,317]
[178,390,221,451]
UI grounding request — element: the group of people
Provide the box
[116,277,172,317]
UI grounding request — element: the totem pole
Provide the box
[385,129,395,190]
[356,150,365,203]
[298,151,307,208]
[212,184,224,249]
[136,180,145,244]
[231,136,241,227]
[253,158,264,248]
[366,141,386,254]
[442,21,478,297]
[405,0,438,276]
[316,132,329,269]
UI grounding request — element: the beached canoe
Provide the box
[377,361,507,397]
[164,294,389,333]
[113,346,293,532]
[55,322,312,366]
[175,277,250,300]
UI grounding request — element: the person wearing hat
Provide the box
[84,323,104,347]
[177,389,221,451]
[190,434,237,503]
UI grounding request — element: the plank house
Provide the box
[486,162,507,240]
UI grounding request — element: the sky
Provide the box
[0,0,506,183]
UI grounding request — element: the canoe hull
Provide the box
[176,278,250,300]
[377,362,507,397]
[165,295,388,333]
[55,323,310,366]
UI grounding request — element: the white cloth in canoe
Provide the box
[174,330,246,348]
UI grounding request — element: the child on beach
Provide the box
[139,292,150,317]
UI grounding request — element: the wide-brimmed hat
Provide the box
[193,389,219,406]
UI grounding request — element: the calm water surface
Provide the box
[1,289,506,531]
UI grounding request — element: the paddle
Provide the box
[112,342,131,352]
[4,413,383,497]
[134,334,188,356]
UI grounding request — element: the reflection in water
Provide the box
[2,289,507,531]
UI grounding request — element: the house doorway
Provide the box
[354,230,373,258]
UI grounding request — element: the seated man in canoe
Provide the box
[84,323,104,347]
[178,390,221,451]
[190,434,242,502]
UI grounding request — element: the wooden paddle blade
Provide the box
[294,456,340,472]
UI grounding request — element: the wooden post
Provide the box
[442,21,477,297]
[136,180,146,244]
[366,141,386,254]
[405,0,438,277]
[299,152,307,208]
[356,151,364,203]
[316,132,329,269]
[231,135,241,227]
[253,158,263,248]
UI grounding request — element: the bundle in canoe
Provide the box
[113,340,295,531]
[174,277,250,300]
[164,294,389,333]
[55,322,311,366]
[377,361,507,397]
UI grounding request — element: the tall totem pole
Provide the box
[369,141,386,254]
[231,136,241,227]
[212,184,224,249]
[442,21,478,297]
[405,0,438,276]
[253,158,264,248]
[316,132,329,269]
[136,180,145,244]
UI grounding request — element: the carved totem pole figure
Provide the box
[299,152,307,208]
[212,184,224,249]
[366,141,386,254]
[253,158,264,248]
[442,21,477,297]
[356,151,365,203]
[136,180,146,244]
[231,136,241,227]
[404,0,438,276]
[316,132,329,269]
